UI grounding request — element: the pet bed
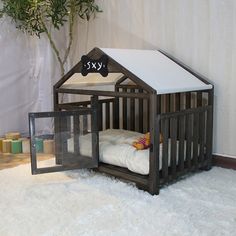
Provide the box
[67,129,186,175]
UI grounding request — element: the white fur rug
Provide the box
[0,162,236,236]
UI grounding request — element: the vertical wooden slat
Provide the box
[206,105,213,169]
[180,93,184,110]
[73,115,80,154]
[91,96,99,166]
[53,88,59,110]
[165,94,170,138]
[197,92,203,166]
[197,92,202,153]
[113,89,119,129]
[147,98,150,131]
[186,113,192,169]
[197,92,202,107]
[82,115,87,135]
[186,92,191,109]
[162,118,169,182]
[98,102,102,131]
[204,89,214,169]
[185,92,191,142]
[139,89,143,133]
[54,116,61,165]
[113,98,119,129]
[175,93,180,139]
[148,94,159,195]
[82,105,88,134]
[59,116,71,157]
[157,95,161,136]
[193,113,199,169]
[175,93,180,111]
[29,115,37,173]
[130,89,135,131]
[178,115,185,172]
[160,95,164,113]
[123,88,127,130]
[206,92,209,106]
[170,117,177,178]
[170,94,175,112]
[157,95,161,113]
[105,102,110,129]
[142,98,146,133]
[165,94,170,112]
[199,110,206,164]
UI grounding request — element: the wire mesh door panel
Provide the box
[29,109,98,174]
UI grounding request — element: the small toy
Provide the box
[133,133,163,150]
[132,133,151,150]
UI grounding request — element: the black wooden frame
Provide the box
[50,48,214,195]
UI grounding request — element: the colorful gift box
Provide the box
[35,138,43,153]
[2,139,12,153]
[21,138,30,153]
[43,139,55,154]
[11,140,22,154]
[5,132,21,140]
[0,138,4,152]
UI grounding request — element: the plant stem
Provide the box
[63,1,75,66]
[41,21,65,77]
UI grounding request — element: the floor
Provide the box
[0,153,51,170]
[0,160,236,236]
[1,153,236,235]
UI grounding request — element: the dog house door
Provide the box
[29,108,99,174]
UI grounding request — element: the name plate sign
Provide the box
[81,55,108,77]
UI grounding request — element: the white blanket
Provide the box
[68,129,172,175]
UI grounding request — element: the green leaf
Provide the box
[1,0,101,36]
[0,0,102,76]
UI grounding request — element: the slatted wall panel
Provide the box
[115,87,149,133]
[158,104,211,185]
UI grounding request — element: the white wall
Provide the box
[0,0,235,158]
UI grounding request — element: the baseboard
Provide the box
[213,155,236,170]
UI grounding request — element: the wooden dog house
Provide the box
[29,48,214,195]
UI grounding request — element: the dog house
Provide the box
[29,48,214,195]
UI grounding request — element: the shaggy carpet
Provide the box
[0,162,236,236]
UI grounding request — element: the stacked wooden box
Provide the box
[0,132,55,154]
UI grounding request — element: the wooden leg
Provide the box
[148,94,160,195]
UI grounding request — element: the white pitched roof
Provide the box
[100,48,212,94]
